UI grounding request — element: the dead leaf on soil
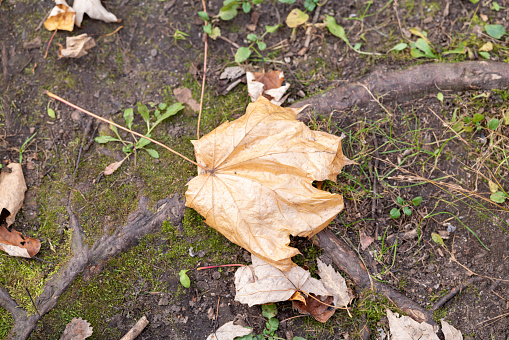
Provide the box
[0,226,41,258]
[173,87,200,112]
[0,163,27,227]
[246,70,291,105]
[387,309,462,340]
[73,0,120,27]
[317,258,352,308]
[60,317,93,340]
[292,294,335,323]
[44,0,76,31]
[206,321,252,340]
[440,320,463,340]
[234,254,331,306]
[58,34,96,58]
[286,8,309,28]
[359,229,374,250]
[103,158,125,175]
[185,97,353,271]
[387,309,439,340]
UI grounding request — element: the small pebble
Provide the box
[151,49,158,57]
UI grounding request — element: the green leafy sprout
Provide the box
[390,196,422,219]
[235,24,281,63]
[95,102,184,161]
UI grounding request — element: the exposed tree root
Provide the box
[313,230,436,326]
[292,61,509,120]
[2,194,185,340]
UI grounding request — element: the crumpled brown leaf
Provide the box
[73,0,120,27]
[60,317,93,340]
[0,163,27,227]
[316,258,352,307]
[0,226,41,258]
[103,159,125,175]
[44,0,76,31]
[206,321,252,340]
[292,294,335,323]
[387,309,462,340]
[234,254,331,306]
[246,71,290,105]
[173,87,200,112]
[58,34,96,58]
[186,96,353,271]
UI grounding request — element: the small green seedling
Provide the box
[325,15,377,55]
[304,0,319,11]
[490,191,508,204]
[234,24,280,63]
[390,196,422,219]
[453,112,487,133]
[179,270,191,288]
[437,92,444,104]
[198,12,221,40]
[47,101,56,119]
[95,102,184,161]
[410,38,437,59]
[485,24,506,40]
[431,232,445,247]
[173,29,189,44]
[19,132,37,164]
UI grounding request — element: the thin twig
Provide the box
[431,277,484,310]
[45,91,206,170]
[197,0,208,140]
[44,29,57,59]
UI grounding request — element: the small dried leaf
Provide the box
[440,320,463,340]
[44,0,76,31]
[0,226,41,258]
[292,294,335,323]
[60,317,93,340]
[317,258,352,307]
[103,159,125,175]
[387,309,439,340]
[58,34,96,59]
[234,254,331,306]
[479,42,493,52]
[0,163,27,227]
[246,71,290,105]
[173,87,200,112]
[206,321,252,340]
[359,229,374,250]
[73,0,120,27]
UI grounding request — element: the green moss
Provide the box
[0,308,13,339]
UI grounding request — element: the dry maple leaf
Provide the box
[0,226,41,258]
[206,321,253,340]
[234,254,331,306]
[185,96,353,271]
[58,34,96,58]
[73,0,120,27]
[44,0,76,32]
[316,258,352,308]
[60,317,93,340]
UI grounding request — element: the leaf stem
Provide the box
[45,91,207,170]
[197,0,208,140]
[197,264,245,270]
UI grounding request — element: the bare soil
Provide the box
[1,0,509,339]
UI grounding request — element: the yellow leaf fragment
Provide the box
[44,0,76,32]
[488,179,499,193]
[479,42,493,52]
[58,34,96,58]
[409,27,431,45]
[186,97,353,271]
[286,9,309,28]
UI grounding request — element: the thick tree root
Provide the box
[313,230,436,326]
[2,194,185,340]
[292,61,509,120]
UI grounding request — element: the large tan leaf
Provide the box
[44,0,76,32]
[317,258,352,307]
[234,254,331,306]
[206,321,252,340]
[186,97,352,271]
[0,163,27,227]
[73,0,120,27]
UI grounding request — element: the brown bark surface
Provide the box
[293,61,509,121]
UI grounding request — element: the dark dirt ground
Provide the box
[1,0,509,339]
